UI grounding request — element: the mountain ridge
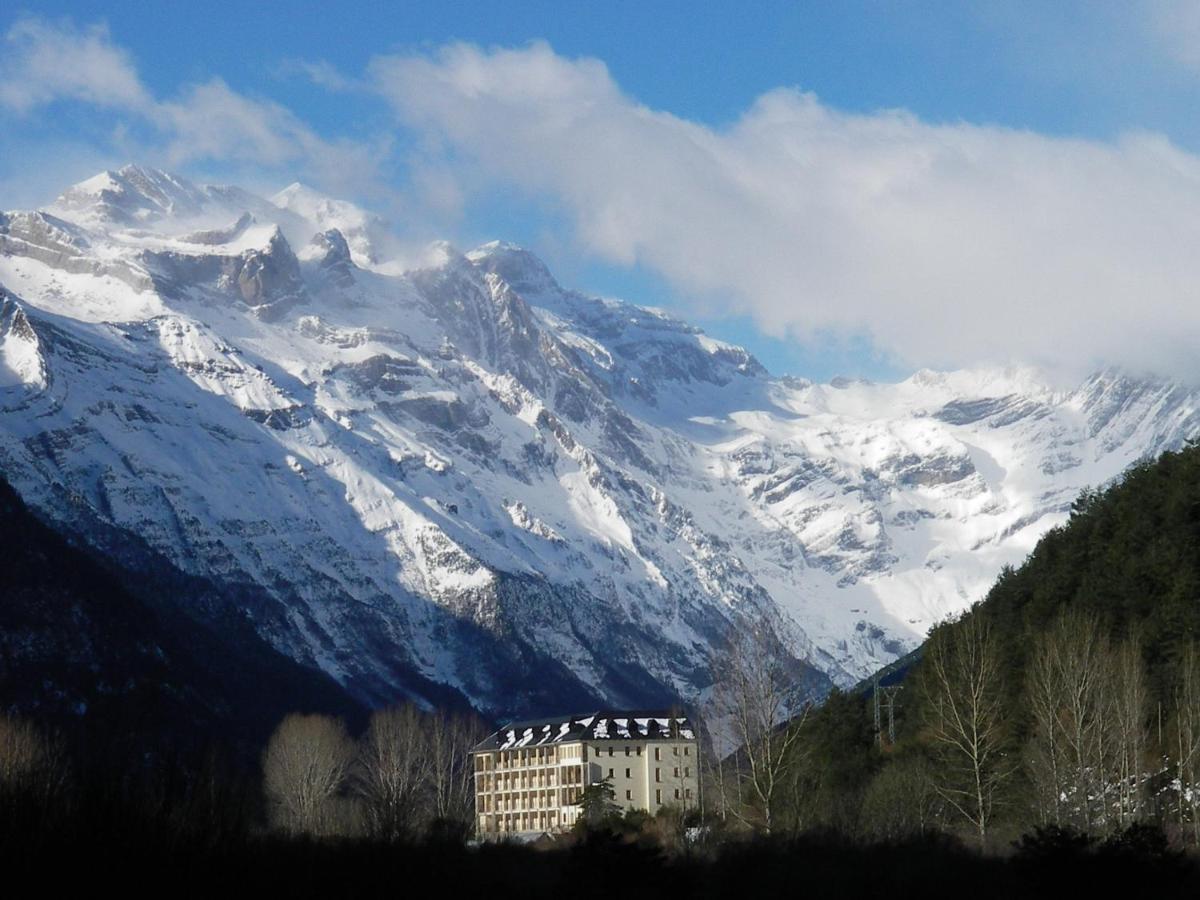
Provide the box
[1,164,1197,717]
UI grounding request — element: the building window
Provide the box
[674,789,680,800]
[655,789,662,805]
[625,790,632,800]
[686,789,693,799]
[637,747,643,756]
[673,747,679,756]
[609,747,614,756]
[684,747,691,756]
[655,768,661,782]
[625,768,631,778]
[608,768,614,778]
[674,767,680,778]
[625,747,631,757]
[654,747,661,761]
[684,767,691,778]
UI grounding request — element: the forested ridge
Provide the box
[766,440,1200,849]
[980,441,1200,695]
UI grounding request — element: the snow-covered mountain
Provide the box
[2,165,1197,716]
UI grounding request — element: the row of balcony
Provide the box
[475,790,581,813]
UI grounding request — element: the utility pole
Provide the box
[873,677,903,749]
[881,685,902,746]
[878,672,888,748]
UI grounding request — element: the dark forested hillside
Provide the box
[973,442,1200,698]
[0,474,365,757]
[850,442,1200,698]
[746,442,1200,847]
[855,441,1200,842]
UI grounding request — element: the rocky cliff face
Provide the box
[1,165,1195,717]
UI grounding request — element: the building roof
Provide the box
[475,709,696,751]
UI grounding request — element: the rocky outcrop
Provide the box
[144,227,307,320]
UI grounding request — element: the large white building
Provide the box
[472,710,700,838]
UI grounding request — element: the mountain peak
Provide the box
[271,182,316,204]
[270,183,381,267]
[52,164,212,228]
[314,228,352,263]
[271,182,364,220]
[0,291,46,390]
[467,241,559,297]
[470,239,525,255]
[115,162,168,181]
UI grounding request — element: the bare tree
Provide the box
[0,713,66,837]
[859,754,942,842]
[1112,634,1149,827]
[920,613,1011,847]
[0,714,52,788]
[1026,620,1068,828]
[427,708,486,835]
[777,732,825,838]
[1050,611,1112,832]
[699,723,737,827]
[1173,641,1200,841]
[355,704,431,841]
[263,713,356,837]
[1025,610,1134,832]
[709,622,809,834]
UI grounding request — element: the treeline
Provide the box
[262,706,483,840]
[906,607,1200,842]
[0,703,484,847]
[3,705,1197,899]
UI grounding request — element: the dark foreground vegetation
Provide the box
[3,700,1200,899]
[0,752,1197,899]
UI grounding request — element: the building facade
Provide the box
[472,710,699,839]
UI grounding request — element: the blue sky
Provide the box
[6,1,1200,381]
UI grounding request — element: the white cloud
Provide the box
[160,79,313,166]
[373,41,1200,379]
[0,17,386,201]
[157,78,389,197]
[277,58,363,93]
[9,20,1200,380]
[0,17,151,113]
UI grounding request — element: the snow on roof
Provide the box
[476,710,696,751]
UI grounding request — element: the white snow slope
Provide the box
[2,165,1197,716]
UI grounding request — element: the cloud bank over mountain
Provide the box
[7,17,1200,380]
[372,41,1200,381]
